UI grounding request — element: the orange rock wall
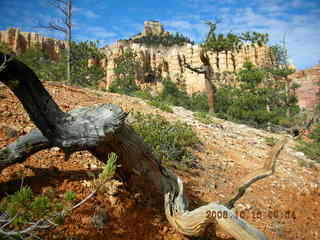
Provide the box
[289,65,320,111]
[0,28,66,60]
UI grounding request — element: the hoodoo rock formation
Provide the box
[101,21,274,93]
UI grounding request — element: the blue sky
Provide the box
[1,0,319,70]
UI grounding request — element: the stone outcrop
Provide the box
[0,28,66,60]
[101,41,273,94]
[98,21,274,93]
[131,21,169,40]
[142,20,166,36]
[289,64,320,111]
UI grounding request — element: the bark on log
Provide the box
[0,52,286,239]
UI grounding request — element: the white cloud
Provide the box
[163,1,319,69]
[73,7,99,19]
[84,26,116,39]
[227,6,320,69]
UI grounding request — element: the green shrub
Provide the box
[0,42,11,54]
[63,190,77,203]
[130,90,153,100]
[69,40,106,88]
[159,78,190,106]
[194,112,215,124]
[148,99,173,113]
[16,43,56,82]
[0,186,50,229]
[155,79,209,112]
[108,56,300,131]
[0,185,70,231]
[132,32,194,47]
[99,152,118,180]
[188,92,209,112]
[109,48,140,94]
[296,141,320,163]
[0,153,118,238]
[91,152,118,193]
[13,40,105,87]
[296,122,320,162]
[277,117,295,128]
[130,78,196,113]
[30,195,51,218]
[212,61,300,129]
[1,186,34,219]
[237,60,265,88]
[131,112,199,168]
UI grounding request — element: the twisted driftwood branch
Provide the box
[226,137,288,209]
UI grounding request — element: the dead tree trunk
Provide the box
[38,0,72,83]
[0,53,287,240]
[183,50,216,114]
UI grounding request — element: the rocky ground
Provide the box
[0,82,319,240]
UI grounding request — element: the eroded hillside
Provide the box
[0,82,319,240]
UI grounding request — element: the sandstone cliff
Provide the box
[289,64,320,111]
[0,28,66,60]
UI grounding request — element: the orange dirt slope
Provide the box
[0,82,319,240]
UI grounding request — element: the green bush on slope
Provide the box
[296,122,320,163]
[131,112,199,169]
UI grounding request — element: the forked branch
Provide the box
[226,138,288,209]
[183,57,206,74]
[0,54,14,72]
[183,50,216,113]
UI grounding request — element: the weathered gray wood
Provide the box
[0,52,280,239]
[0,103,127,171]
[161,167,268,239]
[0,129,51,171]
[0,53,67,142]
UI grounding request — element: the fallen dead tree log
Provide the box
[0,52,287,239]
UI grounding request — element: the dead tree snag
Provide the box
[183,50,216,114]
